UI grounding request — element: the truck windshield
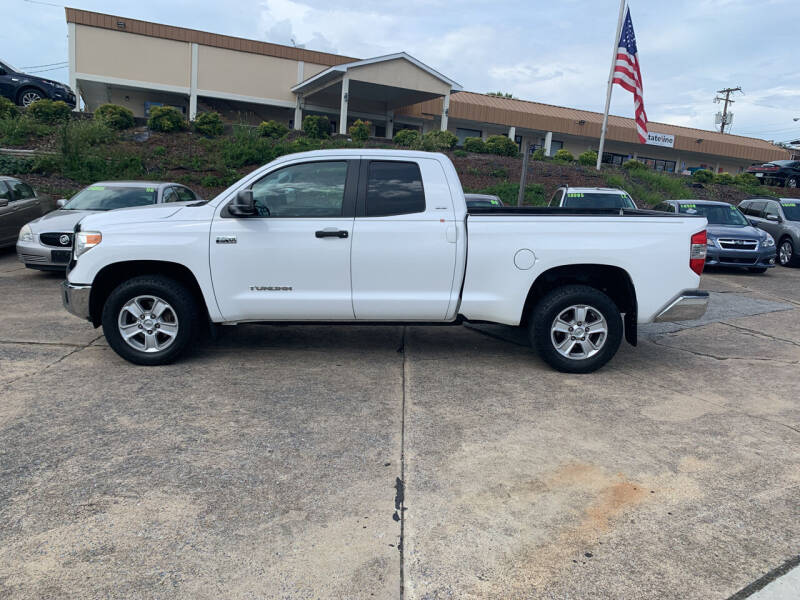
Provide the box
[781,202,800,221]
[678,203,748,226]
[562,193,636,209]
[62,186,158,211]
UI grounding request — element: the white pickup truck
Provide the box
[62,149,709,373]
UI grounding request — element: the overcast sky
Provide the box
[5,0,799,142]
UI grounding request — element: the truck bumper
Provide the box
[654,290,709,322]
[62,281,92,321]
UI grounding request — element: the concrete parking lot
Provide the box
[0,247,798,599]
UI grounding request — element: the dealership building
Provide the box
[66,8,789,173]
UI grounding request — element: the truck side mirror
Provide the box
[0,198,8,208]
[228,189,259,217]
[766,214,780,222]
[56,198,67,208]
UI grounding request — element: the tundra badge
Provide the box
[216,236,237,244]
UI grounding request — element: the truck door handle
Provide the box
[315,229,349,239]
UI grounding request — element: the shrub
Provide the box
[193,111,224,137]
[453,149,467,158]
[0,155,34,175]
[94,103,135,130]
[734,172,759,186]
[578,150,598,166]
[200,169,240,188]
[532,148,545,161]
[715,172,734,185]
[0,115,53,146]
[31,154,61,175]
[463,137,486,153]
[153,145,166,156]
[553,148,574,163]
[348,119,370,142]
[485,135,518,157]
[422,129,458,151]
[393,129,420,147]
[0,97,18,120]
[147,106,187,132]
[622,159,647,171]
[27,99,71,124]
[692,169,715,184]
[257,120,288,138]
[220,126,276,168]
[489,166,508,178]
[302,114,330,139]
[466,182,546,206]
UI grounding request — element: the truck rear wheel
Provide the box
[101,275,200,365]
[529,285,623,373]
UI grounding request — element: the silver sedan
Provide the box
[16,181,199,271]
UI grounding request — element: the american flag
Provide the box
[613,8,648,143]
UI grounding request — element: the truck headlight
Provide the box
[18,224,33,243]
[74,231,102,257]
[763,235,775,247]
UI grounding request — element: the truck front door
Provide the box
[209,159,357,321]
[350,158,458,320]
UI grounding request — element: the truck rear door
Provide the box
[350,157,459,320]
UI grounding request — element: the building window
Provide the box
[638,157,676,173]
[456,128,482,145]
[602,152,629,166]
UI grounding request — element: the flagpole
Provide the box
[595,0,628,171]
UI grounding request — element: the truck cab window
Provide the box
[365,161,425,217]
[251,161,347,217]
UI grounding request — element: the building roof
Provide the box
[65,7,357,67]
[292,53,462,93]
[400,91,789,163]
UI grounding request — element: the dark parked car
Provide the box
[0,59,76,108]
[739,197,800,267]
[0,177,48,249]
[465,193,504,209]
[653,199,776,273]
[746,160,800,188]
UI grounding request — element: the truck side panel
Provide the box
[460,215,704,325]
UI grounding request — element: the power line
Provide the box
[22,60,67,69]
[26,65,68,74]
[23,0,66,7]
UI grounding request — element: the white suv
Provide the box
[549,186,636,209]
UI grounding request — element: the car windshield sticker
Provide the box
[784,202,796,207]
[146,187,155,192]
[490,199,499,205]
[567,193,585,197]
[88,186,104,191]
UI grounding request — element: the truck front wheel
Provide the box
[101,275,200,365]
[529,285,623,374]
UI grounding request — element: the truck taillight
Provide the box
[690,230,707,275]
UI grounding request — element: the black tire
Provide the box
[17,87,45,107]
[778,237,797,267]
[529,285,623,374]
[747,267,768,274]
[101,275,200,365]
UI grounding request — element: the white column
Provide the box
[297,61,304,84]
[481,130,488,141]
[68,22,79,111]
[544,131,553,157]
[189,42,199,121]
[714,161,720,173]
[508,126,516,140]
[294,96,303,130]
[440,90,450,131]
[632,151,638,160]
[385,110,394,139]
[339,76,349,135]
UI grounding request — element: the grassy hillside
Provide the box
[1,106,796,206]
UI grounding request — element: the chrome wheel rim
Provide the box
[118,295,179,353]
[779,241,792,265]
[788,178,797,189]
[21,91,42,107]
[551,304,608,360]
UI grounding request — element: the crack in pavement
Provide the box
[0,338,95,348]
[719,321,800,349]
[398,325,407,599]
[649,337,800,364]
[1,333,104,389]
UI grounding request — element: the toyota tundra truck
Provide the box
[61,149,709,373]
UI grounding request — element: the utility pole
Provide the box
[714,86,741,134]
[517,140,530,206]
